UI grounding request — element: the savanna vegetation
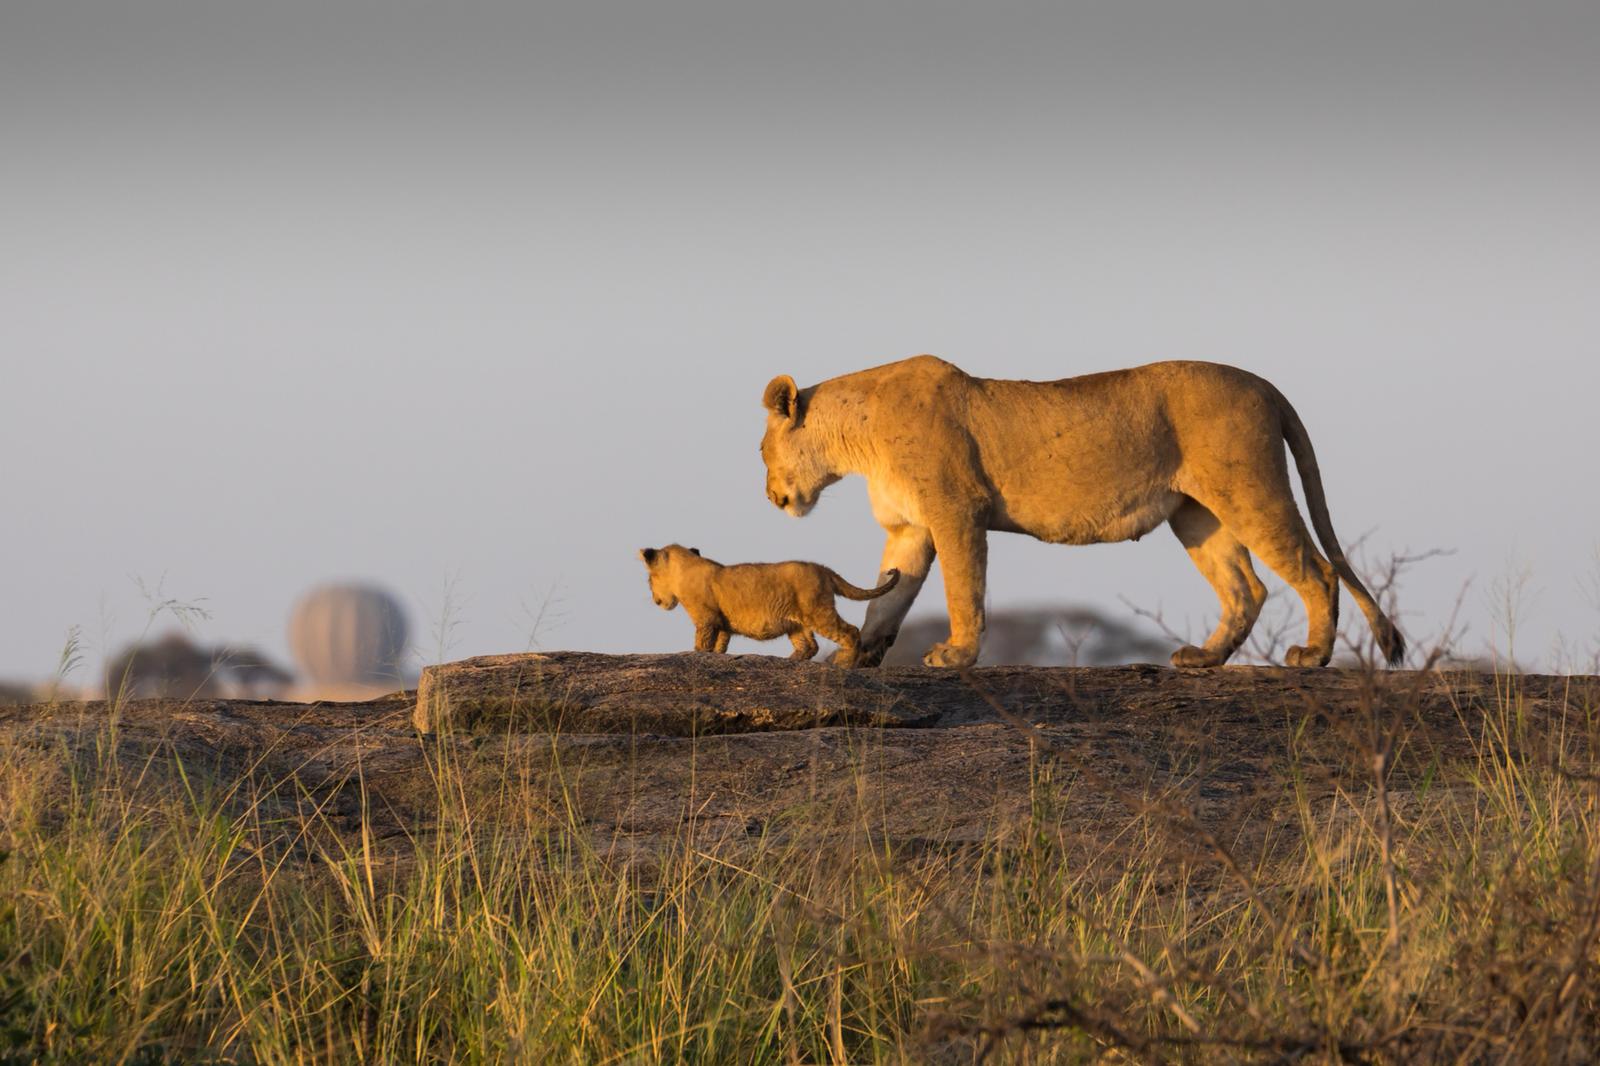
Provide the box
[4,655,1600,1064]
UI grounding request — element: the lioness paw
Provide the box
[837,640,887,668]
[923,641,978,669]
[1171,645,1225,668]
[1285,645,1331,668]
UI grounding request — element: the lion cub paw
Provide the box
[923,641,978,669]
[1171,645,1225,668]
[1285,645,1331,668]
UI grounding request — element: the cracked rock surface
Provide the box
[4,654,1590,859]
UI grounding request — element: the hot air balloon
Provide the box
[288,583,410,689]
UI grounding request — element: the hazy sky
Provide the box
[4,1,1598,683]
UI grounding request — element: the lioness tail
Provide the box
[1275,389,1406,666]
[831,568,901,601]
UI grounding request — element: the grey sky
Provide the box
[3,0,1598,682]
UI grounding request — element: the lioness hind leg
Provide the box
[1200,493,1338,668]
[1169,499,1267,667]
[787,627,820,661]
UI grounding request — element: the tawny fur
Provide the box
[758,355,1404,670]
[638,544,899,667]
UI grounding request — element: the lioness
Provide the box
[759,355,1404,670]
[638,544,900,666]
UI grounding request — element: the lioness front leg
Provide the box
[850,524,936,667]
[924,523,987,669]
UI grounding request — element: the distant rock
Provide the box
[882,607,1174,667]
[104,632,296,700]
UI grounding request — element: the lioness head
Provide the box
[760,374,838,517]
[638,545,700,610]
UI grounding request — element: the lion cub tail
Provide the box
[1275,390,1406,667]
[831,568,901,601]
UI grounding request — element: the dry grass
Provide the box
[3,666,1600,1064]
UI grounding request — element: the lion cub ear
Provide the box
[689,547,700,556]
[638,547,659,565]
[762,374,800,423]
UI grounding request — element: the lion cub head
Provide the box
[637,544,704,611]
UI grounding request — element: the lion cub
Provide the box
[638,544,899,667]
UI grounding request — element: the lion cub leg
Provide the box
[693,618,725,653]
[786,627,820,661]
[808,608,863,668]
[713,630,731,654]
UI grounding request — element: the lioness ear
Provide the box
[689,547,700,556]
[762,374,800,423]
[639,547,658,565]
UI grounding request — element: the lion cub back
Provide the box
[711,561,839,640]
